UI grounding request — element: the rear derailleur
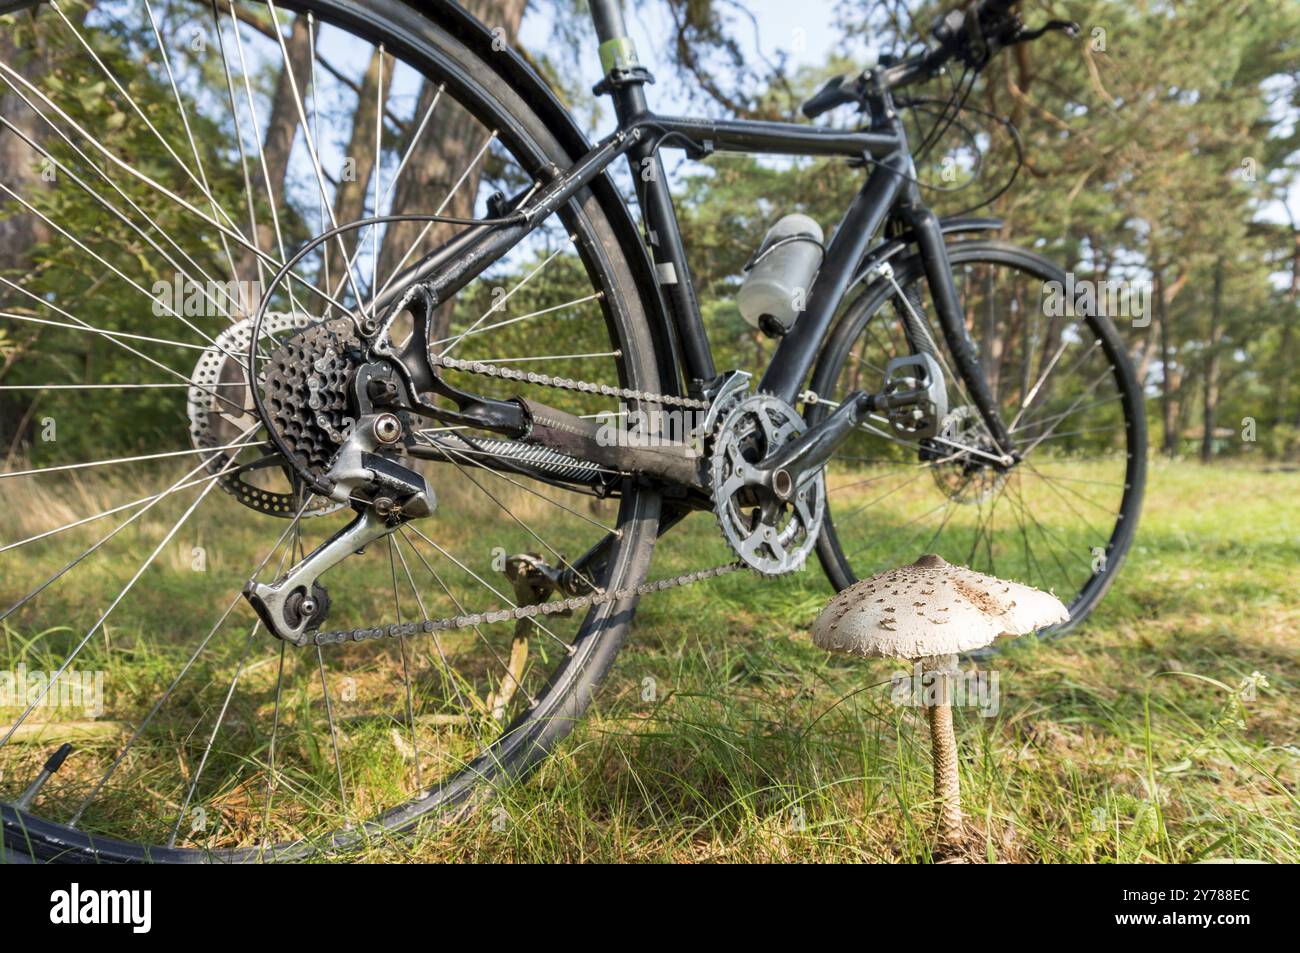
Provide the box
[244,411,433,646]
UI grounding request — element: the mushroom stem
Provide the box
[922,653,964,853]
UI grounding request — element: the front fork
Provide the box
[901,203,1017,458]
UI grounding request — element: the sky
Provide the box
[518,0,845,120]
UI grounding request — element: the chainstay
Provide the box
[310,561,745,646]
[431,354,710,410]
[308,357,725,645]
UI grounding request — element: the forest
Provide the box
[1,0,1298,464]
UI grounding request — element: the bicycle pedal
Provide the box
[881,353,947,439]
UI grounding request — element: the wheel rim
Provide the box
[814,244,1145,634]
[0,0,657,856]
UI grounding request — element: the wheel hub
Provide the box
[929,405,1008,504]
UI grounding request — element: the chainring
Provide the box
[710,393,825,575]
[187,313,341,518]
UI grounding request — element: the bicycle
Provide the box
[0,0,1145,861]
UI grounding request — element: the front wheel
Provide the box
[810,240,1147,634]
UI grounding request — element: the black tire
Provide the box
[0,0,663,861]
[808,240,1146,634]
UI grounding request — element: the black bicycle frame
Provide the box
[583,0,1013,452]
[394,0,1014,461]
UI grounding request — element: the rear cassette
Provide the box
[187,313,342,517]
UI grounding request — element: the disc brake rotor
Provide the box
[711,393,825,576]
[187,313,342,518]
[930,404,1008,504]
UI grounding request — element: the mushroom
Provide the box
[811,553,1067,859]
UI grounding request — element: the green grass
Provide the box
[2,460,1297,862]
[375,460,1300,863]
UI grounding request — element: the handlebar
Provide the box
[800,75,859,119]
[801,1,1077,119]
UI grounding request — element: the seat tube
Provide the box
[590,0,716,391]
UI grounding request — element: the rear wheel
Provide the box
[810,240,1146,634]
[0,0,662,860]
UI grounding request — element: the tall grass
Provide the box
[2,460,1296,861]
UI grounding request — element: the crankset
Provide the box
[706,370,943,575]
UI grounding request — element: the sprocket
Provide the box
[187,313,342,518]
[710,393,825,576]
[261,316,366,482]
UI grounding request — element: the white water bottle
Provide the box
[737,213,824,335]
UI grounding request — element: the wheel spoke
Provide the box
[0,439,266,482]
[70,498,309,827]
[370,131,498,303]
[263,0,370,315]
[0,446,237,749]
[0,1,647,851]
[0,427,262,628]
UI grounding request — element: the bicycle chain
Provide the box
[305,357,733,646]
[310,562,745,646]
[303,356,736,645]
[431,354,710,410]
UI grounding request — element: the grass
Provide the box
[2,459,1297,862]
[373,459,1300,862]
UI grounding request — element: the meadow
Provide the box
[1,459,1296,861]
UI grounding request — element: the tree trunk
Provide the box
[261,14,314,213]
[234,13,313,294]
[1200,258,1224,464]
[1155,266,1181,458]
[0,17,54,451]
[375,0,527,340]
[327,45,394,274]
[0,21,51,278]
[1286,222,1300,431]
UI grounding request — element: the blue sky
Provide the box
[518,0,844,119]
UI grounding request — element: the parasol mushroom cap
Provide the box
[812,554,1068,659]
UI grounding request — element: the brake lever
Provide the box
[1015,19,1081,43]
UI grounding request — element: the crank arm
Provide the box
[754,391,874,500]
[754,383,941,501]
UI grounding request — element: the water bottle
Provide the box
[737,213,825,335]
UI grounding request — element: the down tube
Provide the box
[759,155,909,402]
